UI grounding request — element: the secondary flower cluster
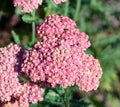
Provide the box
[13,0,67,13]
[0,43,22,102]
[0,14,102,107]
[0,44,44,107]
[14,0,43,13]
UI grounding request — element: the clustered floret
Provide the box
[13,0,67,13]
[17,83,44,107]
[0,0,103,107]
[0,14,102,107]
[0,44,44,107]
[37,14,91,50]
[75,54,102,91]
[13,0,43,13]
[21,14,102,91]
[0,43,23,102]
[21,48,46,82]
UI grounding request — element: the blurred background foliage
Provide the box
[0,0,120,107]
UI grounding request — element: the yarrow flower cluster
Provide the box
[37,14,91,50]
[0,44,44,107]
[75,54,102,91]
[13,0,67,13]
[13,0,43,13]
[17,83,44,107]
[0,14,102,106]
[1,0,102,107]
[0,13,102,107]
[0,43,23,102]
[2,83,44,107]
[21,14,102,91]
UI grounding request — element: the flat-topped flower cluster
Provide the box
[0,44,44,107]
[13,0,67,13]
[0,14,102,107]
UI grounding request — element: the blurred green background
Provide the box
[0,0,120,107]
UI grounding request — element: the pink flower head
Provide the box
[17,83,44,107]
[0,43,23,102]
[2,83,44,107]
[52,0,67,4]
[22,14,102,92]
[14,0,43,13]
[0,43,44,106]
[37,14,91,50]
[22,39,80,88]
[75,54,102,92]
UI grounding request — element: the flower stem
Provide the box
[64,88,70,107]
[64,0,69,16]
[31,10,36,45]
[74,0,81,21]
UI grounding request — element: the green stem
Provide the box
[74,0,81,21]
[31,10,36,44]
[64,88,70,107]
[64,0,69,16]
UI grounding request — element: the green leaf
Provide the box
[18,76,31,85]
[29,103,38,107]
[41,100,64,107]
[93,35,120,48]
[45,89,61,102]
[70,99,90,107]
[15,7,24,15]
[11,30,21,44]
[22,14,35,23]
[56,85,65,95]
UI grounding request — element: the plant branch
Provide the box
[74,0,81,21]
